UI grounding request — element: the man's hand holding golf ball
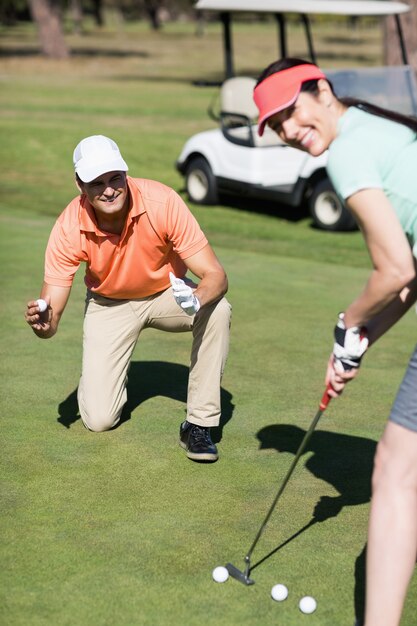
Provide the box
[25,296,53,337]
[169,272,201,315]
[326,312,369,397]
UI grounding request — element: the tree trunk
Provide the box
[384,0,417,74]
[28,0,69,58]
[144,0,161,30]
[91,0,104,27]
[70,0,83,35]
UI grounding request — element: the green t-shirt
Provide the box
[327,106,417,257]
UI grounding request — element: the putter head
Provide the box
[226,562,255,586]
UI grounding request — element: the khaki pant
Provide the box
[77,288,231,432]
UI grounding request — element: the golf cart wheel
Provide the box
[309,178,357,231]
[185,157,218,205]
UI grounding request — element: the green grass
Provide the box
[1,18,416,626]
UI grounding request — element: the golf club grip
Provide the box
[319,384,332,411]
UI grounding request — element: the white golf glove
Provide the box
[333,312,369,372]
[169,272,201,316]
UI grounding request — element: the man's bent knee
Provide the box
[78,383,126,433]
[81,410,121,432]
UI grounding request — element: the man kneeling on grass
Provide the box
[25,135,231,463]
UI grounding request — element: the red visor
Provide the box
[253,64,327,136]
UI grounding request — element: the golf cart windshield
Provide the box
[328,66,417,115]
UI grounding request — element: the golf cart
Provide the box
[176,0,417,231]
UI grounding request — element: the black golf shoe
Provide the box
[179,420,218,462]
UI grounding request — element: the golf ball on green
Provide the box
[271,583,288,601]
[212,566,229,583]
[299,596,317,614]
[36,299,48,313]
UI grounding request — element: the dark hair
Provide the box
[257,57,417,133]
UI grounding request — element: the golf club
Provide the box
[226,385,332,586]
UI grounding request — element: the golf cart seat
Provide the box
[220,76,258,119]
[212,76,283,148]
[208,76,257,121]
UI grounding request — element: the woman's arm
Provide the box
[343,188,416,328]
[366,277,417,345]
[325,188,416,396]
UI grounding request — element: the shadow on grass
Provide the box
[256,424,376,512]
[114,74,223,85]
[57,360,234,444]
[0,47,150,58]
[177,186,310,223]
[185,192,359,233]
[218,194,309,222]
[251,424,376,622]
[354,544,367,626]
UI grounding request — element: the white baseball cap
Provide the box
[73,135,129,182]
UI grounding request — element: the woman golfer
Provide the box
[254,58,417,626]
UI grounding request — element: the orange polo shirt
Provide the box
[44,177,208,299]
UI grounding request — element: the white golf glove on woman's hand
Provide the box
[169,272,201,316]
[333,312,369,372]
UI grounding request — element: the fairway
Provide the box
[1,17,416,626]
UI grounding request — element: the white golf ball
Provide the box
[212,566,229,583]
[271,583,288,601]
[299,595,317,614]
[36,299,48,313]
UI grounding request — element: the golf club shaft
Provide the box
[244,385,332,565]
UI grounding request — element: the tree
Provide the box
[384,0,417,75]
[91,0,104,27]
[70,0,83,34]
[28,0,69,58]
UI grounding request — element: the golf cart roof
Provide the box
[193,0,411,81]
[194,0,410,16]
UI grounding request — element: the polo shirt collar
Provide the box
[127,177,147,219]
